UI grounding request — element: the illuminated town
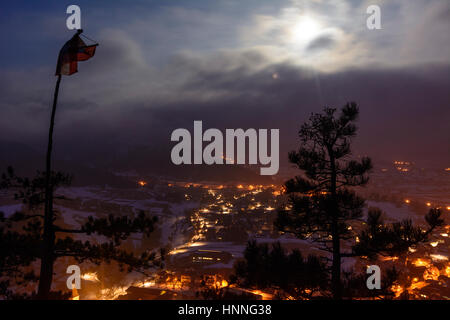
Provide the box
[2,159,447,300]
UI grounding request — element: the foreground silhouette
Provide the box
[0,167,164,299]
[272,103,443,299]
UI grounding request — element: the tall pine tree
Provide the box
[276,103,443,299]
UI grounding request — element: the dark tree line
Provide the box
[0,167,164,299]
[231,240,328,299]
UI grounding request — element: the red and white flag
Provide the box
[55,33,97,76]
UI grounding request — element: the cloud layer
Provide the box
[0,0,449,170]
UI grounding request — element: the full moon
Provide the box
[289,16,322,46]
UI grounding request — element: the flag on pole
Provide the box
[55,31,97,76]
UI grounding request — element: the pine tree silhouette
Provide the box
[275,103,443,299]
[230,240,327,299]
[0,166,164,299]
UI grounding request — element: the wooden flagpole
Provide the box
[37,29,94,299]
[37,73,61,299]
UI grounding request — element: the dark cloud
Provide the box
[1,38,449,171]
[1,0,449,176]
[306,35,336,52]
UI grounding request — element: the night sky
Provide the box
[1,0,449,170]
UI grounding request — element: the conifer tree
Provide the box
[275,103,443,299]
[0,166,164,299]
[231,240,327,299]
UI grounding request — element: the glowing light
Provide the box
[423,266,440,281]
[445,265,450,277]
[138,180,147,187]
[249,289,273,300]
[215,280,228,288]
[404,199,410,204]
[169,248,188,255]
[380,256,398,261]
[430,254,448,262]
[139,281,155,288]
[188,242,204,247]
[70,285,80,300]
[412,258,430,267]
[391,284,404,298]
[290,16,322,45]
[99,287,128,300]
[430,241,439,247]
[81,272,99,282]
[408,281,428,292]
